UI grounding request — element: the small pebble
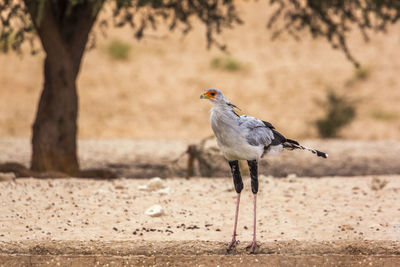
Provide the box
[145,205,165,217]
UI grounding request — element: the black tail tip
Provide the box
[316,150,328,158]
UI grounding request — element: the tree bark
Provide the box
[31,55,79,174]
[24,0,104,175]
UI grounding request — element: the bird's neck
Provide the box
[211,102,239,124]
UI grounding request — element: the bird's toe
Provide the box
[226,239,240,252]
[246,241,260,254]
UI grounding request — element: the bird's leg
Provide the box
[227,160,243,252]
[227,193,241,251]
[246,160,260,254]
[247,193,259,253]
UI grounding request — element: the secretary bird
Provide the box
[200,88,327,253]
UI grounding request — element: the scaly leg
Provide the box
[227,160,243,251]
[227,193,241,250]
[247,160,260,253]
[246,193,259,253]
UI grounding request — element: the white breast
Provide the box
[210,106,264,161]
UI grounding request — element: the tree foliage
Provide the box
[3,0,400,65]
[0,0,242,54]
[268,0,400,66]
[0,0,34,53]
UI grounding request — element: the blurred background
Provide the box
[1,1,399,142]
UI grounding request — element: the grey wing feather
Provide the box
[239,115,274,146]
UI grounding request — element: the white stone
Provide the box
[93,188,109,194]
[157,187,170,195]
[138,185,148,191]
[146,177,166,190]
[145,205,165,217]
[138,177,166,191]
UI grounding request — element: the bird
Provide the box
[200,88,327,253]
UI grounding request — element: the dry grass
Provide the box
[0,2,399,140]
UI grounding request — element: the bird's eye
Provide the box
[210,92,216,96]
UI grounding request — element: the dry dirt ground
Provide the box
[0,176,400,266]
[1,139,400,265]
[1,2,400,141]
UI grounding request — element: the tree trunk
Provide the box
[31,55,79,174]
[24,0,104,175]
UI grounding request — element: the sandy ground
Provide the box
[0,176,400,242]
[1,251,399,267]
[1,138,400,265]
[0,176,400,265]
[1,2,400,141]
[1,176,399,243]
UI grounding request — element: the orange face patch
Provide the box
[205,90,218,98]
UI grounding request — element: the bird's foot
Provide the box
[226,238,240,252]
[246,241,260,254]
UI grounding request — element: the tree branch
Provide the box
[23,0,70,65]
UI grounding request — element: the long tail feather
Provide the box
[283,139,328,158]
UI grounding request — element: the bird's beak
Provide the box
[200,93,208,99]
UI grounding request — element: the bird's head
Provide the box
[200,88,226,104]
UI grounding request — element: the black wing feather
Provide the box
[262,120,275,129]
[261,120,288,146]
